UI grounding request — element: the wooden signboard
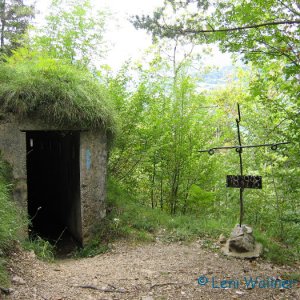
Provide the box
[226,175,262,189]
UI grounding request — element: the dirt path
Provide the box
[5,240,300,300]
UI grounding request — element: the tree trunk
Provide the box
[160,174,163,210]
[170,165,180,214]
[0,0,6,50]
[151,155,157,209]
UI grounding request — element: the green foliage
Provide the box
[104,178,234,242]
[107,42,299,265]
[1,0,298,269]
[0,154,23,286]
[254,232,298,265]
[0,258,9,286]
[133,0,300,78]
[16,164,296,264]
[0,0,35,55]
[0,158,19,253]
[22,237,55,262]
[103,178,299,265]
[188,184,215,215]
[0,49,118,135]
[73,240,109,258]
[108,43,218,215]
[32,0,107,68]
[213,0,300,77]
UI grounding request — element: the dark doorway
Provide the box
[26,131,82,247]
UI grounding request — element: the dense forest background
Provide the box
[0,0,299,270]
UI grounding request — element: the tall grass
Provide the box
[84,178,235,248]
[0,49,118,136]
[0,157,22,286]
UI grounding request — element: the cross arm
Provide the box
[198,141,290,155]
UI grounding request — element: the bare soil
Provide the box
[3,240,300,300]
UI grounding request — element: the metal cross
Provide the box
[198,103,289,227]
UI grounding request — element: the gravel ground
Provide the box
[3,240,300,300]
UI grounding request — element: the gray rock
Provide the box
[0,287,13,295]
[12,275,26,285]
[221,224,263,258]
[229,225,255,252]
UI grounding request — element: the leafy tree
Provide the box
[33,0,107,67]
[0,0,34,55]
[106,41,299,253]
[243,64,299,242]
[108,42,223,214]
[133,0,300,226]
[132,0,300,77]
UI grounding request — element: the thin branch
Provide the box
[75,284,128,293]
[118,157,143,181]
[236,34,300,66]
[287,41,300,61]
[277,0,300,17]
[259,40,299,66]
[242,49,282,56]
[265,111,300,138]
[167,19,300,35]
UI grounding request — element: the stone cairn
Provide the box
[221,224,263,258]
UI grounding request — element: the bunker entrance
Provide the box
[26,131,82,248]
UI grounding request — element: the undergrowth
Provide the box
[93,179,233,243]
[81,178,299,266]
[73,240,109,258]
[22,237,55,262]
[0,156,23,286]
[0,158,297,288]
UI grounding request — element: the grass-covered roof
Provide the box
[0,50,117,135]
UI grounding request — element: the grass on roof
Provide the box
[0,49,118,135]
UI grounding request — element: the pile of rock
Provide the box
[221,224,263,258]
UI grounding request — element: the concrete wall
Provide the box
[0,118,27,209]
[80,130,108,244]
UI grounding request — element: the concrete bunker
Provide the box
[0,118,110,247]
[0,55,117,248]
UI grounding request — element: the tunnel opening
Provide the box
[26,130,82,251]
